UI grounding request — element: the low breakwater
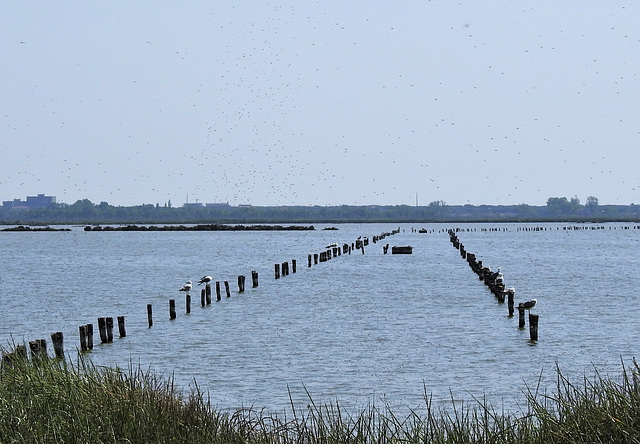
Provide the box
[83,224,315,231]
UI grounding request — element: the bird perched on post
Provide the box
[198,276,212,286]
[518,299,537,311]
[178,281,192,292]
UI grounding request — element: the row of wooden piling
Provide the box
[448,229,539,341]
[1,314,130,363]
[301,228,401,270]
[151,271,260,327]
[4,228,402,364]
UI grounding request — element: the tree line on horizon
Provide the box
[1,195,639,224]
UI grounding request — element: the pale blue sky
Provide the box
[1,2,639,207]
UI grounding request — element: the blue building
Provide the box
[2,194,56,210]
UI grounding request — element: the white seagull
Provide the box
[198,276,212,286]
[178,281,192,292]
[518,299,537,311]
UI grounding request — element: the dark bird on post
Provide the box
[198,276,212,286]
[518,299,537,311]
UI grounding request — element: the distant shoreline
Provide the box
[2,200,639,225]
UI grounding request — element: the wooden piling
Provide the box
[29,339,47,361]
[98,317,108,343]
[117,316,126,337]
[252,270,259,287]
[224,280,230,297]
[2,345,27,367]
[147,304,153,328]
[518,307,525,328]
[79,325,88,351]
[201,288,206,307]
[186,294,191,313]
[314,253,318,264]
[106,317,114,342]
[86,323,94,349]
[205,283,212,305]
[529,314,539,341]
[216,281,221,301]
[275,263,280,279]
[507,290,515,317]
[308,254,312,267]
[169,299,176,320]
[238,275,246,292]
[51,332,64,359]
[292,259,296,273]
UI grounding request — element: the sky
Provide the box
[1,2,639,207]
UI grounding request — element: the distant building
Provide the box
[205,202,230,207]
[2,194,56,210]
[183,202,204,208]
[26,194,56,208]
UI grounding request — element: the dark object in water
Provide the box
[391,246,412,254]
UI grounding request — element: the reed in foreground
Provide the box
[1,350,640,443]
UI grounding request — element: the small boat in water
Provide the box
[391,246,413,254]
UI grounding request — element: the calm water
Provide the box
[1,222,639,415]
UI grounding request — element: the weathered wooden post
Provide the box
[79,325,88,351]
[201,288,206,307]
[292,259,297,273]
[117,316,126,337]
[518,306,525,328]
[29,339,47,361]
[51,332,64,359]
[16,344,27,360]
[3,345,28,367]
[507,289,515,317]
[205,283,212,305]
[308,254,312,267]
[147,304,153,327]
[185,294,191,314]
[224,281,230,297]
[169,299,176,319]
[314,253,318,264]
[106,317,114,342]
[238,275,245,292]
[281,262,288,276]
[98,317,108,343]
[252,270,259,287]
[86,323,94,349]
[215,281,221,301]
[529,314,539,341]
[275,263,280,279]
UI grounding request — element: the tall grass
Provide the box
[2,349,640,443]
